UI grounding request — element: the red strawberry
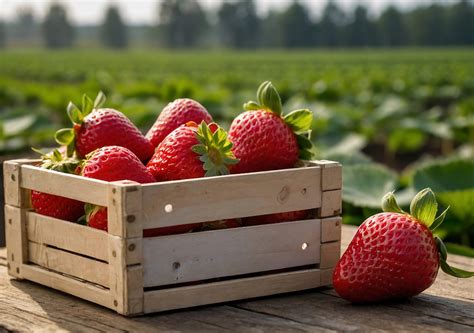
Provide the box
[228,81,314,174]
[55,92,154,162]
[147,121,239,181]
[143,224,201,237]
[146,98,213,148]
[201,219,241,231]
[333,188,474,303]
[81,146,155,231]
[242,210,310,226]
[31,148,84,222]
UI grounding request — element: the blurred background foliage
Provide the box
[0,0,473,254]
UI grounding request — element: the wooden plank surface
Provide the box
[143,219,321,287]
[141,166,321,228]
[1,225,473,332]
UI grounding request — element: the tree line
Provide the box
[1,0,473,49]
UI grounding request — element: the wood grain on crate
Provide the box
[1,226,473,332]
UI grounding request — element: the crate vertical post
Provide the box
[3,160,33,279]
[107,180,144,315]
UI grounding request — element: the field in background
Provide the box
[0,48,473,253]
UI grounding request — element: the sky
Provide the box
[0,0,446,24]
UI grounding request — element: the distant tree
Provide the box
[217,0,259,48]
[100,6,128,49]
[279,1,314,48]
[407,4,448,46]
[260,10,282,48]
[157,0,208,48]
[345,5,377,47]
[447,0,474,45]
[15,8,37,40]
[319,0,345,47]
[0,21,5,48]
[42,3,74,48]
[378,6,407,46]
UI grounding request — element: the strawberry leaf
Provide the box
[243,101,261,111]
[430,206,449,231]
[55,128,74,145]
[410,188,438,227]
[435,237,474,278]
[67,102,83,124]
[94,91,106,109]
[82,94,94,116]
[381,191,405,214]
[193,122,239,177]
[283,109,313,132]
[257,81,282,116]
[296,132,314,160]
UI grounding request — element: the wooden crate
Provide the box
[3,159,342,316]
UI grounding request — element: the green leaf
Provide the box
[440,259,474,278]
[299,149,314,160]
[296,132,313,150]
[435,236,448,261]
[257,81,282,116]
[343,163,398,208]
[283,109,313,132]
[55,128,74,145]
[381,191,405,214]
[243,101,261,111]
[410,188,438,227]
[430,206,449,231]
[94,91,106,109]
[82,94,94,116]
[67,102,83,124]
[191,144,207,155]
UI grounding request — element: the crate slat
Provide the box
[320,241,341,269]
[144,268,322,313]
[26,212,109,262]
[141,166,321,229]
[321,217,342,243]
[143,219,321,287]
[21,264,113,309]
[20,165,109,206]
[5,205,28,278]
[28,242,109,287]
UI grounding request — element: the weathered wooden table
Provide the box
[1,225,473,332]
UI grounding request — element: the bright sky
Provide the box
[0,0,446,24]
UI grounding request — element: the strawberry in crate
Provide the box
[30,148,84,222]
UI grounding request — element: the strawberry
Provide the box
[30,148,84,222]
[228,81,314,174]
[55,92,154,162]
[201,219,242,231]
[81,146,155,231]
[146,98,213,148]
[147,121,239,181]
[242,210,310,226]
[143,224,201,237]
[333,188,474,303]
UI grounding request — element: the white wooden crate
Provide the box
[4,159,342,316]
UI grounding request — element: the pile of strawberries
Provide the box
[32,81,314,234]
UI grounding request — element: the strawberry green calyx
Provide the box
[381,188,473,279]
[55,91,106,157]
[244,81,314,160]
[191,121,239,177]
[381,191,405,214]
[32,147,80,174]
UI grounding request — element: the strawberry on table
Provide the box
[55,92,154,162]
[31,148,84,222]
[147,121,239,181]
[146,98,213,148]
[228,81,314,174]
[333,188,474,303]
